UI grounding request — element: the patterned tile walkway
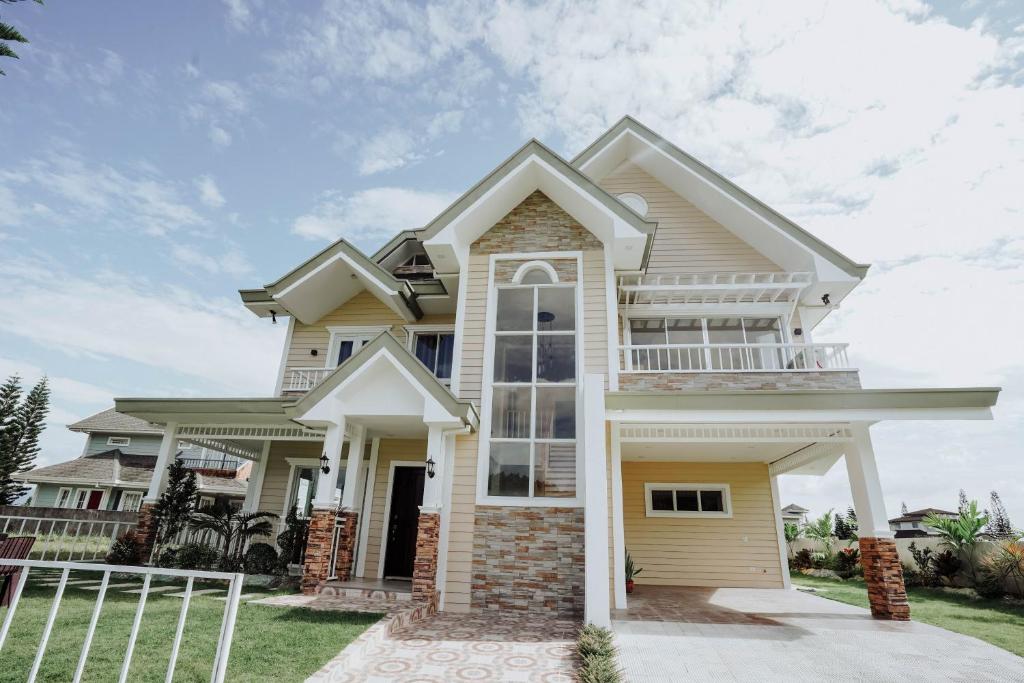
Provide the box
[308,611,579,682]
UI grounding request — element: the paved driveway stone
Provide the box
[613,585,1024,682]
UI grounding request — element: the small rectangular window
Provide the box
[107,436,131,447]
[645,483,731,518]
[55,488,72,508]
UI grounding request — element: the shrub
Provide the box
[983,540,1024,598]
[106,530,144,566]
[975,569,1006,600]
[832,547,861,579]
[244,542,279,574]
[155,546,179,569]
[932,549,962,586]
[908,542,940,587]
[174,542,221,570]
[902,564,923,588]
[276,507,310,574]
[810,551,829,569]
[577,625,621,683]
[792,549,814,570]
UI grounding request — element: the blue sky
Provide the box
[2,0,1022,523]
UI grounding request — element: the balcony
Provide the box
[618,272,813,306]
[620,342,851,373]
[284,367,334,393]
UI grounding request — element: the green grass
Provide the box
[792,573,1024,658]
[0,572,381,682]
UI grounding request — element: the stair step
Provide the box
[315,582,412,602]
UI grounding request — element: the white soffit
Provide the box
[273,252,411,324]
[422,154,647,273]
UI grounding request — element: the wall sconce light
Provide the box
[821,294,831,306]
[310,349,318,357]
[425,456,436,479]
[319,452,330,475]
[270,310,278,324]
[794,328,803,337]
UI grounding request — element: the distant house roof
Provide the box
[68,408,163,435]
[12,449,246,497]
[888,508,957,524]
[782,504,809,514]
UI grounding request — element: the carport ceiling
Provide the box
[620,441,811,462]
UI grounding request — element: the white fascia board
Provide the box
[606,407,994,423]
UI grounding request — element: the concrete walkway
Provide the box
[613,585,1024,682]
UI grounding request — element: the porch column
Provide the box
[137,422,178,561]
[583,373,611,628]
[846,424,909,621]
[242,442,271,513]
[412,423,445,603]
[302,418,346,594]
[334,424,366,582]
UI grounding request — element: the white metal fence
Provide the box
[0,559,244,683]
[1,515,135,561]
[620,342,851,373]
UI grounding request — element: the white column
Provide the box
[769,474,792,589]
[610,421,627,609]
[583,373,611,628]
[845,424,893,538]
[436,430,458,608]
[339,423,366,511]
[314,417,346,509]
[145,422,178,503]
[355,437,380,578]
[421,424,445,511]
[242,442,271,512]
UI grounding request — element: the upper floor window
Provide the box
[327,326,391,367]
[413,331,454,384]
[616,192,649,217]
[107,436,131,447]
[487,267,577,500]
[626,316,784,371]
[403,253,431,267]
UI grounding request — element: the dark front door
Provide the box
[383,466,425,579]
[86,491,103,510]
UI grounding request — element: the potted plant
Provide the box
[625,551,643,594]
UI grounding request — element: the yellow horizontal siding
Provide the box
[621,461,784,589]
[443,431,478,612]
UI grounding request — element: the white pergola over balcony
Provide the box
[618,271,814,307]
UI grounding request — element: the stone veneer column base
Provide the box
[302,507,338,594]
[135,502,159,563]
[412,511,440,602]
[859,537,910,621]
[332,510,359,583]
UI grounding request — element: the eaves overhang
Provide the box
[113,397,302,427]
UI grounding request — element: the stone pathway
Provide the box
[613,585,1024,682]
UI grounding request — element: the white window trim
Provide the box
[476,252,584,508]
[73,488,107,511]
[55,486,73,509]
[511,260,560,284]
[107,436,131,447]
[326,325,392,369]
[119,491,143,512]
[623,315,790,347]
[403,325,457,384]
[281,457,348,522]
[644,482,732,518]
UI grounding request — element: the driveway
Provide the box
[613,585,1024,682]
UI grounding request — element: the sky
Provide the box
[1,0,1022,524]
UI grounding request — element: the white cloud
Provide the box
[0,258,282,394]
[358,129,423,175]
[291,187,457,251]
[209,125,232,148]
[171,244,252,276]
[222,0,254,32]
[202,80,249,114]
[195,174,226,208]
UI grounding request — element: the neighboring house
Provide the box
[14,408,247,512]
[114,117,998,625]
[888,508,958,538]
[781,504,809,527]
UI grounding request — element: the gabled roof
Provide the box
[888,508,957,523]
[68,408,163,435]
[781,504,809,513]
[287,331,478,429]
[420,138,656,273]
[241,238,422,325]
[573,116,868,282]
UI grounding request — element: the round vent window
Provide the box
[617,192,648,217]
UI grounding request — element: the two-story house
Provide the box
[115,117,998,625]
[14,408,248,512]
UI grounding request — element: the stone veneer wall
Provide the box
[618,370,861,391]
[471,506,584,618]
[859,537,911,620]
[412,512,440,602]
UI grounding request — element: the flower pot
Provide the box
[626,579,635,594]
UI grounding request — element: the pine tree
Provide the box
[0,375,47,504]
[901,501,908,515]
[958,489,969,514]
[834,512,851,540]
[153,459,199,546]
[986,491,1014,540]
[846,506,858,537]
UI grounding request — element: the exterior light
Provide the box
[319,452,330,475]
[425,456,436,479]
[821,294,831,306]
[794,328,803,336]
[270,310,278,324]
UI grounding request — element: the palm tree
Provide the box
[0,0,42,76]
[784,522,802,557]
[804,510,836,559]
[189,502,278,570]
[925,501,988,583]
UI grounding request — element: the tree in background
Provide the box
[0,375,50,505]
[152,459,199,548]
[0,0,42,76]
[926,501,988,584]
[986,491,1015,540]
[784,522,802,557]
[833,512,852,540]
[805,510,836,559]
[901,501,909,515]
[958,489,969,514]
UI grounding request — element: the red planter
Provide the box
[626,579,635,594]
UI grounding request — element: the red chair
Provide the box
[0,536,35,607]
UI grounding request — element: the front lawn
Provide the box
[792,573,1024,658]
[0,572,380,682]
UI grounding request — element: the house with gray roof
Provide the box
[13,408,247,512]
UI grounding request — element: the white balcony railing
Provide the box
[620,342,851,373]
[284,367,334,392]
